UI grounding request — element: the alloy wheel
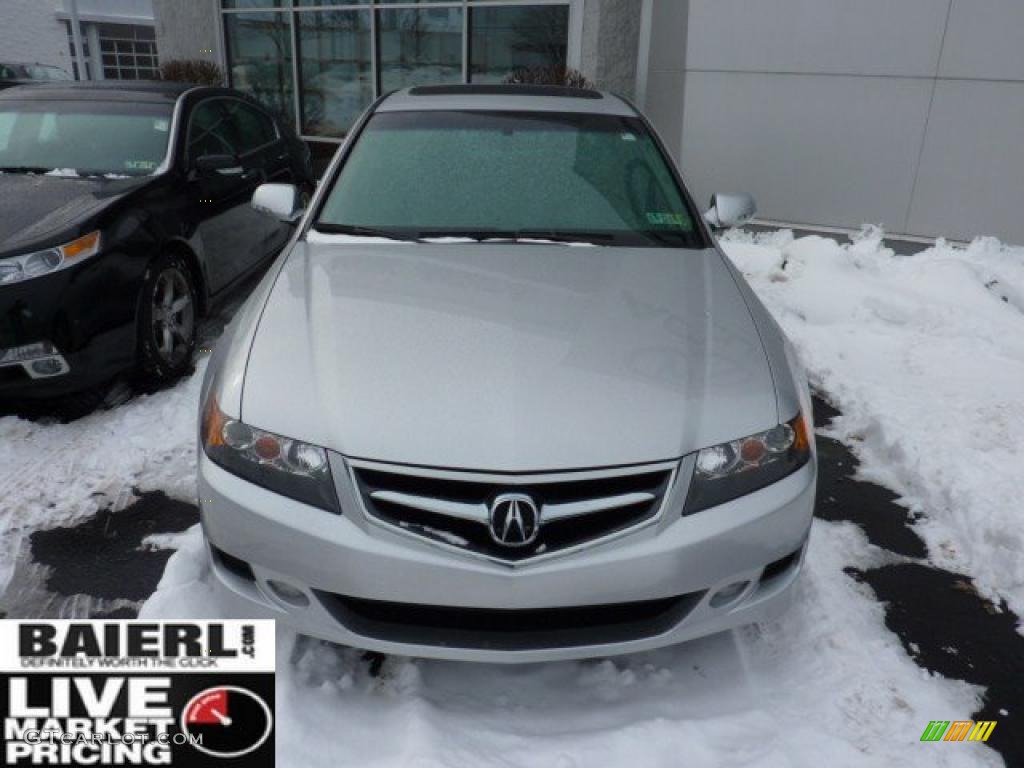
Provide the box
[150,267,195,367]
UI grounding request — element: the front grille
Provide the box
[352,462,677,562]
[316,590,703,651]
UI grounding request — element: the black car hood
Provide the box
[0,173,146,256]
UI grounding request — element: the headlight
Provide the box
[0,231,102,285]
[683,413,811,515]
[201,395,340,513]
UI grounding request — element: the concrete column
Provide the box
[86,23,103,80]
[67,0,89,80]
[580,0,644,100]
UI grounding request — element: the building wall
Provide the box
[0,0,73,72]
[581,0,642,100]
[62,0,155,25]
[641,0,1024,243]
[152,0,220,67]
[637,0,687,162]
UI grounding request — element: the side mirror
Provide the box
[195,154,242,176]
[252,183,304,224]
[704,193,756,229]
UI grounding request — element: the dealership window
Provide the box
[298,10,373,137]
[220,1,580,140]
[223,12,295,125]
[97,24,160,80]
[378,7,463,92]
[470,5,569,84]
[67,22,159,81]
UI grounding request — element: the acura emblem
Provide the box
[489,493,540,547]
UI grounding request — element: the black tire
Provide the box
[136,250,198,389]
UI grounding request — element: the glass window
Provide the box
[470,5,569,84]
[89,23,161,81]
[224,12,295,125]
[377,7,463,93]
[317,110,699,248]
[222,1,285,8]
[0,101,172,176]
[224,100,278,152]
[220,2,575,138]
[298,10,373,137]
[188,100,238,160]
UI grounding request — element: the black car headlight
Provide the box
[0,231,101,285]
[201,395,340,513]
[683,413,811,515]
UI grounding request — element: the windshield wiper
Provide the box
[641,229,697,247]
[515,230,614,245]
[312,223,423,243]
[0,166,56,174]
[419,229,614,245]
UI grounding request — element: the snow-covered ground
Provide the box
[0,369,204,594]
[2,229,1019,766]
[722,228,1024,620]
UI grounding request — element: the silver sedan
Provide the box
[198,84,816,662]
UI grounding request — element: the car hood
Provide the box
[0,173,143,256]
[242,241,778,471]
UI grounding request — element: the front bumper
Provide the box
[0,254,141,400]
[199,453,815,663]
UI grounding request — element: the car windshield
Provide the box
[0,100,172,176]
[316,110,702,248]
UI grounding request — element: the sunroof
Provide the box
[408,84,603,100]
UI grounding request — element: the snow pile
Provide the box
[0,361,207,592]
[44,168,80,177]
[720,229,1024,616]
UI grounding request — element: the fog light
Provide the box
[266,580,309,607]
[0,341,57,364]
[710,580,750,608]
[30,358,64,376]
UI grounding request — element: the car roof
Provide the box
[0,80,198,103]
[378,84,638,118]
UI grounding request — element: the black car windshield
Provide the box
[0,100,172,177]
[316,110,702,248]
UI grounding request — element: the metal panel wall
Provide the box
[907,80,1024,240]
[642,0,1024,243]
[679,72,933,231]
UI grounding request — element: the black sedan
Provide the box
[0,81,314,414]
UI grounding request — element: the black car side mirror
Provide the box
[195,154,243,176]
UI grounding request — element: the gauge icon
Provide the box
[182,685,273,759]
